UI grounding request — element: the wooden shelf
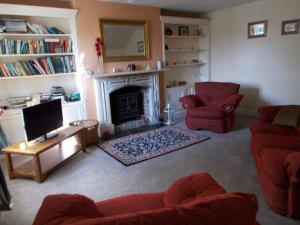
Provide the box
[3,126,85,182]
[166,49,206,53]
[0,33,72,37]
[169,62,206,68]
[165,35,203,39]
[13,143,82,178]
[0,53,74,57]
[0,72,77,80]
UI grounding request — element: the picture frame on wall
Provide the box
[137,41,144,53]
[248,20,268,38]
[282,19,299,35]
[178,26,189,36]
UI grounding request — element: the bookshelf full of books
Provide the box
[0,3,83,99]
[0,3,86,143]
[0,17,77,79]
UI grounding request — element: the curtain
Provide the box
[0,124,9,149]
[0,115,11,210]
[0,165,11,211]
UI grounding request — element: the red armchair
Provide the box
[179,82,243,133]
[250,105,300,218]
[33,173,260,225]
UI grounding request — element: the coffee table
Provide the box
[2,126,85,183]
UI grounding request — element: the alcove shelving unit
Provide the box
[0,3,86,143]
[161,16,210,119]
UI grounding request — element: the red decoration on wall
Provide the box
[95,37,104,57]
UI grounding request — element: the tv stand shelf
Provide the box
[2,126,85,183]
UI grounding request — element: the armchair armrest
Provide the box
[218,94,243,113]
[285,152,300,182]
[33,194,100,225]
[258,106,283,122]
[179,95,203,110]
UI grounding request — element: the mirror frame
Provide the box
[99,19,150,62]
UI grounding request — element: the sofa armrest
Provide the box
[33,194,100,225]
[285,152,300,182]
[179,95,203,110]
[218,94,243,113]
[258,106,283,122]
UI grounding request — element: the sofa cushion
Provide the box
[251,133,300,155]
[96,192,164,217]
[164,173,225,206]
[188,106,225,119]
[179,193,258,225]
[260,148,293,188]
[273,105,300,128]
[250,121,299,136]
[32,194,100,225]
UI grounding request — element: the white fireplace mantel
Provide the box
[90,69,168,133]
[89,68,168,79]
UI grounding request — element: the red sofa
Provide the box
[250,105,300,218]
[33,173,260,225]
[179,82,243,133]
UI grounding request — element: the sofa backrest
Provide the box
[195,82,240,106]
[51,193,258,225]
[164,173,225,206]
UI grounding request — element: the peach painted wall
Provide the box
[0,0,163,119]
[71,0,163,119]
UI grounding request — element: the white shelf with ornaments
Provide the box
[160,16,211,120]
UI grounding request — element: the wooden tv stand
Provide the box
[2,126,85,183]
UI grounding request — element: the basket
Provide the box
[69,120,99,147]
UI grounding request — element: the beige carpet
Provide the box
[0,115,298,225]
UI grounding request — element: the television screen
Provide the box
[22,99,63,141]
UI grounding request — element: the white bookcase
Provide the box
[160,16,210,119]
[0,4,86,143]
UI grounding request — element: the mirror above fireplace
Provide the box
[99,19,149,62]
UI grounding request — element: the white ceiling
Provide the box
[101,0,258,13]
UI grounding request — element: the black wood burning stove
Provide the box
[110,86,144,125]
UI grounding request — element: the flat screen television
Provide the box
[22,99,63,142]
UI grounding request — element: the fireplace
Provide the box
[92,70,162,134]
[110,86,144,125]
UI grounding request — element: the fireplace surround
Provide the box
[91,69,166,134]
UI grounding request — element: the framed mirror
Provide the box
[99,19,149,62]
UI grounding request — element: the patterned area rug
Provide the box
[98,126,209,165]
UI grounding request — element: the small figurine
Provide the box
[127,64,136,71]
[165,27,173,36]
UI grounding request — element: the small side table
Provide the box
[69,120,99,148]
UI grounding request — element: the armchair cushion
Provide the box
[179,95,203,110]
[195,82,240,106]
[164,173,225,206]
[285,152,300,181]
[188,106,225,119]
[218,94,243,113]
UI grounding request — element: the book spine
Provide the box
[47,57,55,74]
[33,59,46,75]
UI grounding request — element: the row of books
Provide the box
[26,22,64,34]
[0,38,72,55]
[0,56,76,77]
[1,18,65,34]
